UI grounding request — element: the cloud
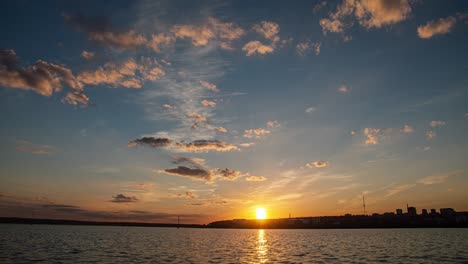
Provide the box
[239,142,255,148]
[245,175,266,182]
[401,124,414,133]
[163,104,174,109]
[313,1,328,13]
[244,128,271,139]
[306,161,329,168]
[385,184,415,197]
[128,137,173,148]
[338,84,350,93]
[147,33,174,52]
[16,140,53,155]
[426,131,436,140]
[201,100,216,107]
[158,166,212,181]
[77,57,164,89]
[81,50,95,60]
[175,140,239,152]
[213,126,228,133]
[418,174,449,185]
[242,41,274,56]
[110,194,138,203]
[320,0,411,34]
[364,128,380,145]
[417,16,457,39]
[305,107,317,113]
[296,41,321,56]
[199,80,219,92]
[64,13,147,49]
[129,137,239,152]
[252,21,280,42]
[62,92,90,107]
[156,166,248,183]
[266,120,281,128]
[430,120,446,127]
[0,49,83,97]
[171,17,244,49]
[171,155,206,169]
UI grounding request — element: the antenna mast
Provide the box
[362,195,366,215]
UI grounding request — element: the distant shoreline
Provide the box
[1,216,468,229]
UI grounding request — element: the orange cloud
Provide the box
[244,128,271,139]
[199,80,219,92]
[242,41,274,56]
[201,100,216,107]
[418,16,457,39]
[306,161,329,168]
[364,128,380,145]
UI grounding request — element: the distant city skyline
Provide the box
[1,0,468,224]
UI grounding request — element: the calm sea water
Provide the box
[1,224,467,263]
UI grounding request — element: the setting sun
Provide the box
[256,208,267,219]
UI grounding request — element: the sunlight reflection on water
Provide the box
[256,229,268,263]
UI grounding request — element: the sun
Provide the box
[256,207,267,219]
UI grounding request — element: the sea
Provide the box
[1,224,467,263]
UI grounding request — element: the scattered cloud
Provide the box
[156,166,253,183]
[426,130,436,140]
[62,92,90,107]
[81,50,95,60]
[16,140,53,155]
[110,194,138,203]
[430,120,445,127]
[417,16,457,39]
[306,161,329,168]
[242,41,274,56]
[172,17,244,49]
[163,104,174,109]
[401,124,414,133]
[338,84,350,93]
[239,142,255,148]
[199,80,219,92]
[201,100,216,107]
[296,41,321,56]
[244,128,271,139]
[266,120,281,128]
[320,0,411,34]
[77,57,164,89]
[129,137,239,152]
[252,21,280,42]
[64,14,147,49]
[245,175,267,182]
[364,128,380,145]
[305,107,317,113]
[0,49,83,97]
[213,126,228,133]
[313,1,328,13]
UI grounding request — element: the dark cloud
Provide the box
[64,14,146,49]
[175,139,239,152]
[110,194,138,203]
[212,168,242,180]
[128,137,173,148]
[172,155,205,169]
[0,49,83,97]
[128,137,239,152]
[42,204,84,213]
[160,166,212,181]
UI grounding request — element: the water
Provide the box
[1,224,467,263]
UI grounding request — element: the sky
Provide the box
[0,0,467,224]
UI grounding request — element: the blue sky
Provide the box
[0,0,467,223]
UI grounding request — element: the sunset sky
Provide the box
[1,0,467,224]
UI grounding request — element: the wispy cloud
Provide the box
[16,140,54,155]
[110,194,139,203]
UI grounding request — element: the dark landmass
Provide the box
[0,217,205,228]
[2,208,467,229]
[209,208,468,229]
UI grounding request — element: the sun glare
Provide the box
[256,208,267,219]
